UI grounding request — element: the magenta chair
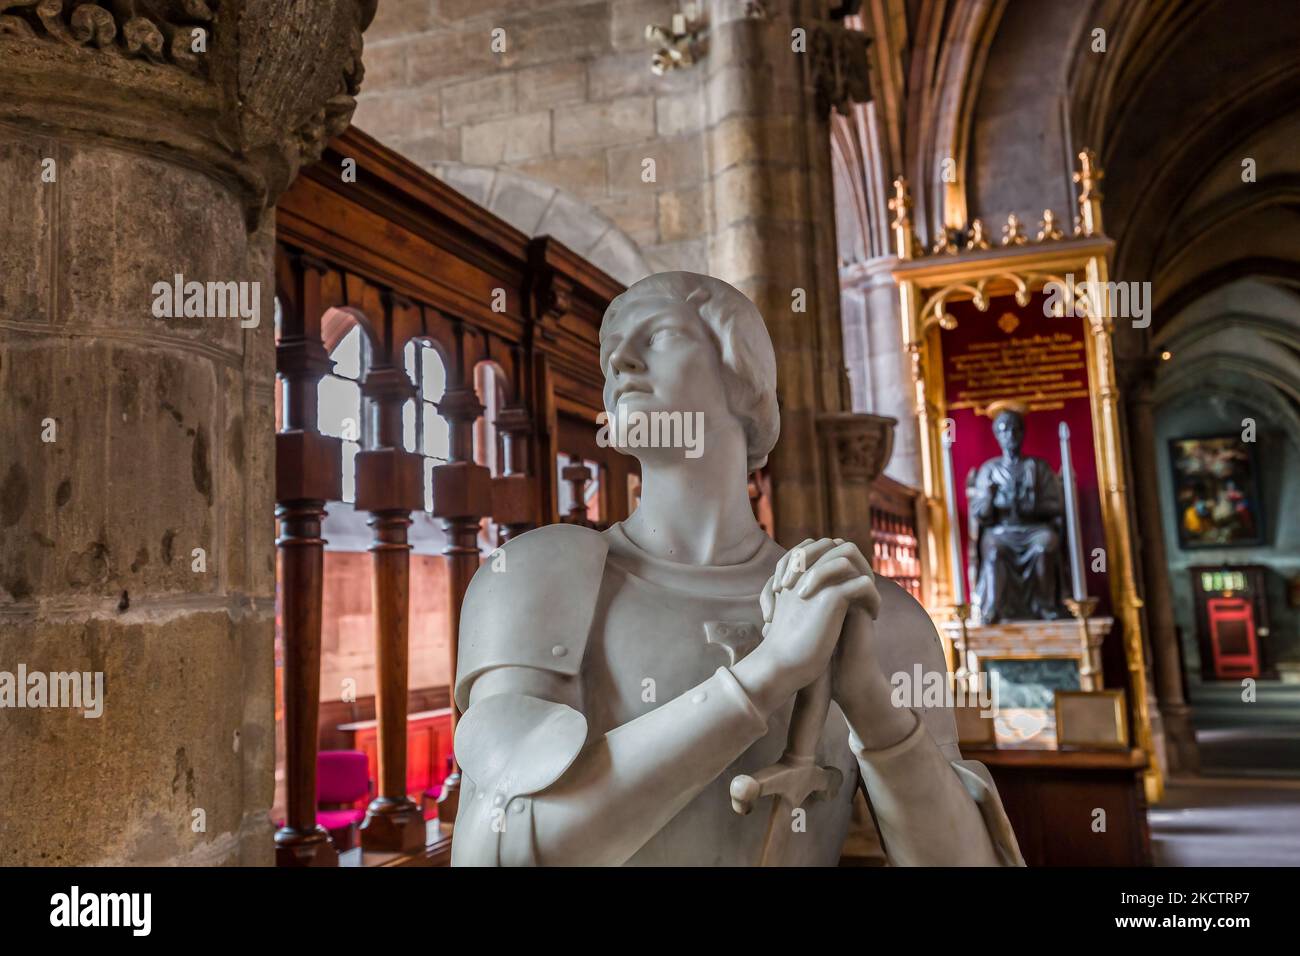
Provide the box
[317,750,370,851]
[422,754,455,820]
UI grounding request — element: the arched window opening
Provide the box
[404,340,451,513]
[319,323,368,503]
[473,362,506,476]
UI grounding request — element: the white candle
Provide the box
[1059,422,1088,603]
[940,427,966,607]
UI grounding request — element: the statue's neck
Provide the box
[622,441,764,567]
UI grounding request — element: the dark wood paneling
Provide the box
[981,749,1153,866]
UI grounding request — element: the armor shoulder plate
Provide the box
[871,577,961,761]
[454,522,609,712]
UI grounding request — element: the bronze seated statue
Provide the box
[965,404,1071,624]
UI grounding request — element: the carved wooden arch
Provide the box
[413,312,475,390]
[915,270,1084,333]
[276,249,381,351]
[321,305,380,356]
[403,333,452,391]
[473,330,520,408]
[474,358,511,407]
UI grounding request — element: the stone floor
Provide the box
[1149,681,1300,866]
[1188,681,1300,778]
[1151,777,1300,866]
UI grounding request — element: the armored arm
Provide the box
[840,581,1024,866]
[450,524,775,867]
[452,661,772,866]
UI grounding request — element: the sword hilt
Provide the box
[730,668,841,817]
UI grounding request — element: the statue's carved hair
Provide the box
[600,272,780,472]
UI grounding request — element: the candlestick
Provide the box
[1059,422,1088,603]
[940,425,966,608]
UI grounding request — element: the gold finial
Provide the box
[888,176,922,259]
[1073,148,1105,236]
[888,176,912,227]
[965,218,991,251]
[932,228,959,255]
[1073,149,1104,202]
[1001,213,1027,246]
[1037,209,1064,241]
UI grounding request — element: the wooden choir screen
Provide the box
[273,126,624,866]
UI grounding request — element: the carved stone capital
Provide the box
[815,410,896,558]
[810,20,872,115]
[0,0,378,225]
[816,411,895,485]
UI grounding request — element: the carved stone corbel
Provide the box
[810,20,872,115]
[816,411,896,554]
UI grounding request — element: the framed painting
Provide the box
[1167,435,1264,549]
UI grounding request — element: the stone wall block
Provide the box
[353,90,444,141]
[606,135,703,191]
[0,339,224,604]
[516,61,589,112]
[443,73,517,126]
[0,615,259,865]
[707,114,803,173]
[595,191,659,245]
[58,146,251,358]
[462,110,553,164]
[516,152,609,203]
[555,97,656,154]
[657,185,708,242]
[0,127,52,328]
[500,3,612,68]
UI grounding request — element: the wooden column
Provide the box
[491,404,537,543]
[275,255,342,867]
[431,382,493,822]
[560,461,595,525]
[355,359,427,852]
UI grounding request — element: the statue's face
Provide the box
[993,412,1024,456]
[599,295,734,461]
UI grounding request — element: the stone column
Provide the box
[1125,363,1199,775]
[841,254,921,486]
[704,0,871,544]
[0,1,375,865]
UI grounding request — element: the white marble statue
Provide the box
[451,272,1024,866]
